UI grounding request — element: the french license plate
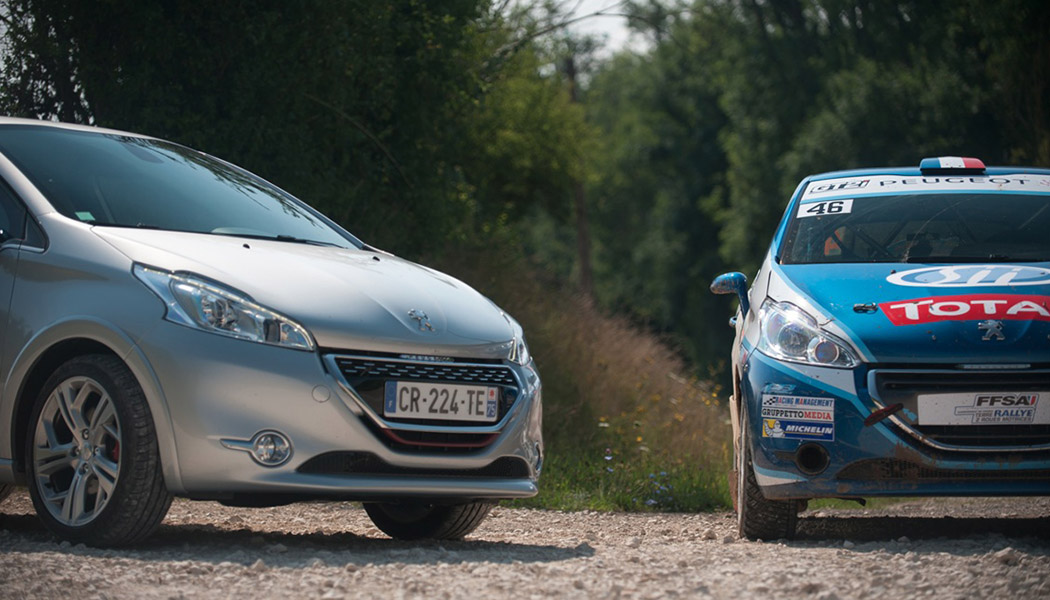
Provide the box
[917,392,1048,426]
[383,381,499,422]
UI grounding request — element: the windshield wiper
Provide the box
[215,232,344,247]
[904,254,1043,263]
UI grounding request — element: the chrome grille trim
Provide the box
[868,368,1050,453]
[323,354,522,435]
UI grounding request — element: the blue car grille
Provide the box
[873,369,1050,448]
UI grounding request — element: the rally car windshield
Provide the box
[779,193,1050,264]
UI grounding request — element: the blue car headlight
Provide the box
[758,300,858,368]
[134,264,315,351]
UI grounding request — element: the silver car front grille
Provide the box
[333,356,517,386]
[324,353,522,452]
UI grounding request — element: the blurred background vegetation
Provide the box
[1,0,1046,510]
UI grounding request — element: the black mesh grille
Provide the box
[298,452,532,479]
[335,357,517,386]
[837,459,1050,482]
[328,354,521,452]
[873,369,1050,448]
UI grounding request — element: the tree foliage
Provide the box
[0,0,592,254]
[1,0,1046,379]
[568,0,1049,374]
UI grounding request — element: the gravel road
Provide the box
[1,490,1048,599]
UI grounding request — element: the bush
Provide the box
[430,244,732,511]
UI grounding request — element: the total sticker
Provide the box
[797,199,853,218]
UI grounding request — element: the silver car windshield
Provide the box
[0,125,359,248]
[780,193,1050,264]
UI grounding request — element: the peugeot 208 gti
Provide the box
[0,118,542,545]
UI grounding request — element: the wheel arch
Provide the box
[4,318,184,493]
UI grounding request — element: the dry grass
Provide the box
[431,246,732,510]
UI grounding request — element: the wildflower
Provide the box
[636,436,643,443]
[604,448,613,461]
[645,499,657,506]
[606,467,614,473]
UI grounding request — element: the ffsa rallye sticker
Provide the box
[761,395,835,441]
[918,393,1049,426]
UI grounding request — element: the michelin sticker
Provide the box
[761,395,835,441]
[918,393,1049,426]
[800,174,1050,202]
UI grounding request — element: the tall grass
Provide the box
[431,246,733,511]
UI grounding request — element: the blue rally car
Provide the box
[712,157,1050,540]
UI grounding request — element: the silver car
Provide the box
[0,118,542,545]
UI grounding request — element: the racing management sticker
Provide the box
[761,395,835,441]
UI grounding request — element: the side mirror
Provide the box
[710,271,750,317]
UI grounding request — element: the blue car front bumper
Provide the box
[741,347,1050,499]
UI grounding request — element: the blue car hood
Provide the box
[777,262,1050,364]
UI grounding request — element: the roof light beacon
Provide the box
[919,156,986,175]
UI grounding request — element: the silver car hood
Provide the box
[94,228,515,357]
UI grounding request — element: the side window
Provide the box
[0,182,28,245]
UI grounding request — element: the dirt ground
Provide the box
[1,490,1048,599]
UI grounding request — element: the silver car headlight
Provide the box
[758,300,857,368]
[134,264,315,351]
[509,335,531,366]
[501,312,531,366]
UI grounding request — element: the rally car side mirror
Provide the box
[710,271,750,317]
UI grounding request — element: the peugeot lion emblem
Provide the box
[407,309,435,332]
[977,320,1005,341]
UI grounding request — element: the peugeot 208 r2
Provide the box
[712,157,1050,540]
[0,118,542,545]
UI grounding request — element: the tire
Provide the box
[364,501,493,540]
[737,408,797,541]
[25,354,172,546]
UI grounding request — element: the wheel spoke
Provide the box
[62,469,89,523]
[55,381,88,434]
[93,455,118,482]
[92,460,117,498]
[34,444,76,476]
[89,395,117,440]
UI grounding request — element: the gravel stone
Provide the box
[0,491,1047,599]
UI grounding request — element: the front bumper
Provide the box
[740,346,1050,499]
[136,322,542,501]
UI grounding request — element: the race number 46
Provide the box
[797,199,853,218]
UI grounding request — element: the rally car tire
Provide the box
[737,409,798,540]
[364,501,493,540]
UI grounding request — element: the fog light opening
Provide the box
[795,443,829,475]
[250,430,292,467]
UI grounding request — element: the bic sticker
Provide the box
[797,199,853,218]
